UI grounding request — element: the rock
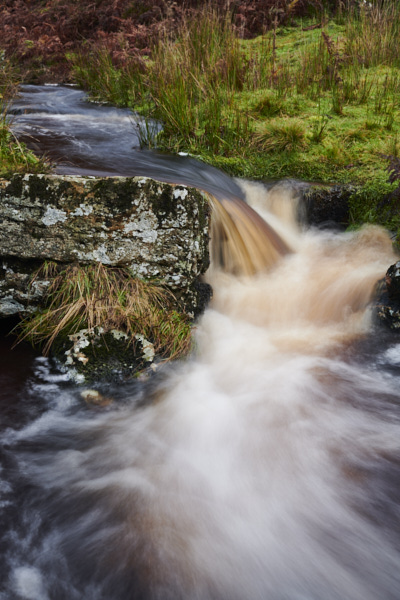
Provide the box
[0,173,210,318]
[301,184,354,229]
[53,325,167,383]
[385,261,400,300]
[80,389,113,408]
[375,292,400,331]
[374,263,400,331]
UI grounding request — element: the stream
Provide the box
[1,85,400,600]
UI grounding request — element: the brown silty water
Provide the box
[209,180,395,350]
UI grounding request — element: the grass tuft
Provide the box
[254,119,307,153]
[252,92,286,118]
[16,263,193,362]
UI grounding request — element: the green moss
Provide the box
[348,176,399,227]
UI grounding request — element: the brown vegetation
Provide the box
[0,0,338,83]
[16,262,193,361]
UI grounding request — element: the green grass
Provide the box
[65,1,400,235]
[67,47,147,108]
[0,52,47,175]
[254,119,307,153]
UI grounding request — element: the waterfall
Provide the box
[3,179,400,600]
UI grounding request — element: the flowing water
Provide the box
[2,86,400,599]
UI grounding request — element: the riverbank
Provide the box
[0,57,48,175]
[6,2,397,239]
[2,4,400,231]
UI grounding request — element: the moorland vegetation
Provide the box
[1,0,400,232]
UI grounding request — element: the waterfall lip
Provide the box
[10,85,246,201]
[11,83,294,278]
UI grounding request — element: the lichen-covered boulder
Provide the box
[52,327,157,383]
[0,173,211,318]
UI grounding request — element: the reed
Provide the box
[147,5,252,154]
[0,52,45,174]
[344,0,400,69]
[17,263,193,361]
[67,2,400,191]
[68,48,146,107]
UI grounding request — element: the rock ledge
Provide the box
[0,173,211,319]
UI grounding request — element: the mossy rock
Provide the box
[52,328,155,383]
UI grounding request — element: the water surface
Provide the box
[1,85,400,600]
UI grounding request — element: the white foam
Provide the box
[12,566,48,600]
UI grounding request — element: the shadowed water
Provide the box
[1,87,400,600]
[9,85,244,200]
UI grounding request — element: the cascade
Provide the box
[1,86,400,600]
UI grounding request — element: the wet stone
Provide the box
[0,173,211,318]
[375,263,400,331]
[302,184,353,229]
[385,261,400,301]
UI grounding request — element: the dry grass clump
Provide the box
[17,262,192,361]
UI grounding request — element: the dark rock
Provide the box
[385,261,400,300]
[374,290,400,331]
[302,184,354,229]
[374,263,400,331]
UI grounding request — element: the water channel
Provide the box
[1,85,400,599]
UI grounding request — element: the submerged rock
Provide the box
[0,173,210,318]
[80,389,113,408]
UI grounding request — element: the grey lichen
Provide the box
[0,173,211,319]
[41,207,68,226]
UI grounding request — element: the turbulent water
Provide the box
[2,86,400,599]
